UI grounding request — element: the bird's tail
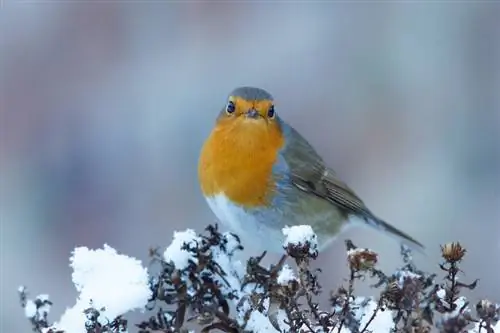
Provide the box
[363,215,426,255]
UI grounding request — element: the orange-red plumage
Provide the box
[198,98,284,207]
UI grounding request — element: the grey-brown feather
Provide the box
[229,87,274,101]
[280,122,425,251]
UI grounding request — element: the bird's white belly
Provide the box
[205,194,286,253]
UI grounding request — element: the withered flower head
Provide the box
[441,242,466,263]
[284,242,318,260]
[347,248,378,271]
[197,311,214,325]
[476,299,499,320]
[411,325,432,333]
[384,280,403,304]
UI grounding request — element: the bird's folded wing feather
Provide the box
[280,122,425,251]
[291,166,373,218]
[281,124,372,217]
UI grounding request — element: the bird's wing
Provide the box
[280,121,425,251]
[280,123,372,217]
[296,166,373,217]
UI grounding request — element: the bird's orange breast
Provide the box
[198,118,285,207]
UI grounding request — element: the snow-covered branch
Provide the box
[19,224,499,333]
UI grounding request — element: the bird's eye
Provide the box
[267,105,275,118]
[226,101,236,114]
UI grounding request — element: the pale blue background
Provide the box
[1,2,499,332]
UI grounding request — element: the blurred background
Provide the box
[1,2,499,332]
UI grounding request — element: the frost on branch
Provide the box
[19,224,499,333]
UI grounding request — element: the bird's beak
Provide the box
[245,109,260,119]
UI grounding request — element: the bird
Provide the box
[198,86,424,254]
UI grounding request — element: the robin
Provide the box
[198,87,424,254]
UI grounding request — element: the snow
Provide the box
[196,232,276,330]
[470,320,500,332]
[468,301,500,332]
[437,295,471,331]
[277,264,297,285]
[282,225,318,253]
[223,231,241,253]
[24,299,37,318]
[245,310,280,333]
[207,232,246,294]
[161,229,271,331]
[20,228,396,333]
[238,296,288,333]
[22,290,52,319]
[448,296,468,318]
[163,229,201,270]
[436,288,446,299]
[50,305,87,333]
[49,244,151,333]
[394,270,421,288]
[347,248,363,255]
[20,227,499,333]
[334,298,394,333]
[166,231,285,332]
[357,299,393,332]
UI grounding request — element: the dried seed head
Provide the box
[330,288,347,307]
[476,299,499,320]
[410,325,432,333]
[441,242,466,263]
[148,247,157,257]
[347,248,378,271]
[384,280,403,304]
[285,242,318,260]
[196,311,214,325]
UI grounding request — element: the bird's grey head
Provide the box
[228,86,274,102]
[217,86,278,122]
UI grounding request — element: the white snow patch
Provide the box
[164,229,201,270]
[24,300,37,318]
[49,244,151,333]
[282,225,318,253]
[277,264,297,285]
[436,288,446,299]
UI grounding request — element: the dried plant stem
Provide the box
[360,298,383,333]
[446,262,460,310]
[337,269,355,333]
[18,228,490,333]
